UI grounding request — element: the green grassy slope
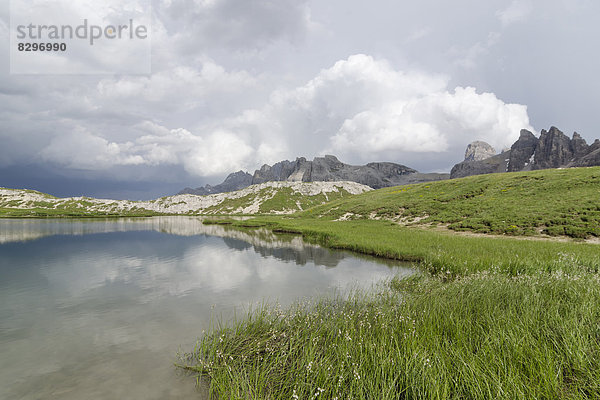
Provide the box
[303,167,600,238]
[198,186,353,214]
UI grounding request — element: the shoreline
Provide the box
[180,217,600,399]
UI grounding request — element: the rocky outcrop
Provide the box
[252,158,311,184]
[451,126,600,179]
[450,150,510,179]
[450,140,505,179]
[179,170,253,195]
[571,132,589,159]
[251,155,420,188]
[507,129,538,172]
[570,139,600,167]
[464,141,496,161]
[533,126,574,169]
[181,155,449,195]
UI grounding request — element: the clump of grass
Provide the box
[180,269,600,399]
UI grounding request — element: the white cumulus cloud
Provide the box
[332,86,530,157]
[36,54,532,177]
[216,54,532,167]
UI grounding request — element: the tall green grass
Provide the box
[181,270,600,399]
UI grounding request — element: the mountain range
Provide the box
[178,155,449,195]
[451,126,600,178]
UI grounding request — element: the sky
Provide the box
[1,0,599,199]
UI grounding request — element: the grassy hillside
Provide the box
[0,182,367,217]
[198,185,354,214]
[304,167,600,238]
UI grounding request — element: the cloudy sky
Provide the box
[1,0,599,199]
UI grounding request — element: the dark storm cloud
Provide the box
[0,164,190,199]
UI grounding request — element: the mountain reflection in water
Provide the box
[0,217,413,400]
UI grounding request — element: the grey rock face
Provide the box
[507,129,538,172]
[178,170,253,195]
[533,126,574,169]
[451,126,600,179]
[464,141,496,161]
[570,138,600,167]
[450,151,511,179]
[572,149,600,167]
[252,158,307,184]
[571,132,589,159]
[179,155,450,195]
[253,155,429,189]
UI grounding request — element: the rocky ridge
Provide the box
[179,155,449,195]
[451,127,600,179]
[0,181,371,216]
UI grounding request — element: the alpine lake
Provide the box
[0,217,414,399]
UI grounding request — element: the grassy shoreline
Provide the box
[180,217,600,399]
[181,271,600,399]
[207,218,600,277]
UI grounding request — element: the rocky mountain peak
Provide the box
[323,154,340,162]
[452,126,600,179]
[519,129,536,140]
[464,141,496,161]
[571,132,589,158]
[224,170,252,182]
[507,129,538,172]
[534,126,573,169]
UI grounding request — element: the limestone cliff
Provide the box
[181,155,449,195]
[451,126,600,179]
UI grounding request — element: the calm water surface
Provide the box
[0,217,413,399]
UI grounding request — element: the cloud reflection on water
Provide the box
[0,217,413,400]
